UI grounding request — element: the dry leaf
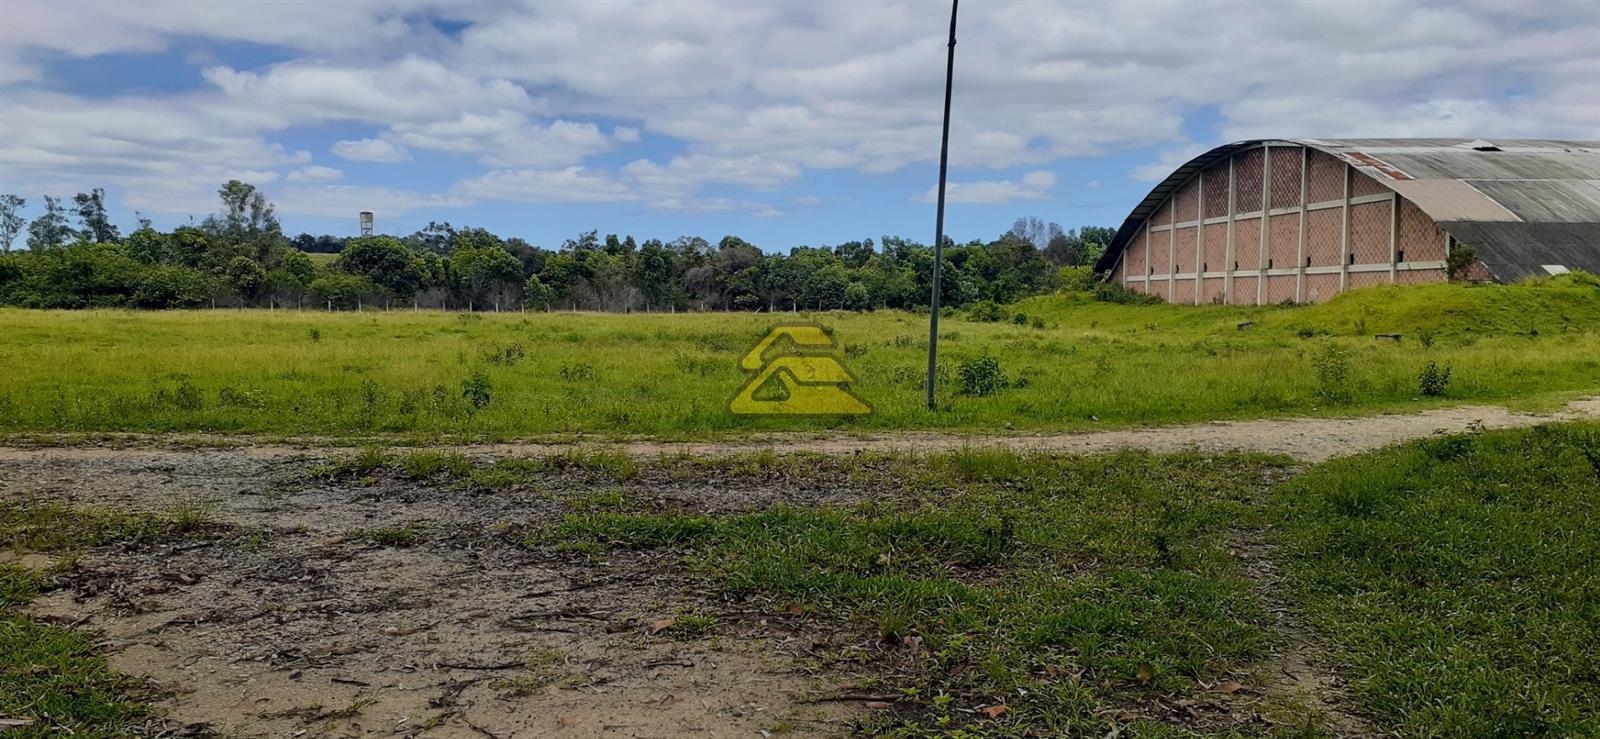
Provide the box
[0,719,37,728]
[1211,680,1244,694]
[1134,662,1154,685]
[864,701,892,710]
[978,704,1010,718]
[649,617,676,634]
[786,604,804,616]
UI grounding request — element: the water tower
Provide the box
[359,211,374,236]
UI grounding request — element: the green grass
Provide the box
[0,280,1596,439]
[0,501,216,736]
[538,449,1289,735]
[1274,423,1600,736]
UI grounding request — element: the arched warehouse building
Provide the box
[1094,139,1600,304]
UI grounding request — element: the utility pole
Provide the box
[926,0,959,410]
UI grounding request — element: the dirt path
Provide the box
[4,396,1595,465]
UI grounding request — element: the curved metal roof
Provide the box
[1095,138,1600,281]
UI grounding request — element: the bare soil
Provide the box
[3,453,863,738]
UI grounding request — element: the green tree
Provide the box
[336,236,426,298]
[26,196,74,251]
[225,256,266,303]
[72,187,120,243]
[124,225,170,264]
[524,273,554,310]
[0,194,25,252]
[452,243,522,309]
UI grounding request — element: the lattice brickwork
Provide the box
[1202,277,1226,304]
[1114,256,1125,284]
[1150,230,1171,274]
[1267,214,1298,269]
[1304,274,1340,303]
[1266,276,1298,304]
[1349,201,1391,264]
[1151,198,1172,226]
[1174,227,1197,274]
[1346,271,1389,291]
[1233,148,1264,213]
[1202,223,1227,272]
[1203,162,1230,219]
[1172,279,1196,305]
[1234,216,1262,270]
[1149,280,1170,301]
[1350,169,1390,198]
[1125,231,1146,278]
[1397,268,1446,285]
[1269,146,1304,210]
[1174,179,1200,223]
[1307,150,1344,203]
[1306,208,1342,267]
[1230,276,1258,305]
[1396,197,1445,262]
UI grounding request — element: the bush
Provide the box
[967,300,1008,322]
[461,369,492,410]
[957,355,1008,397]
[1094,281,1162,305]
[1418,361,1452,397]
[1057,265,1096,292]
[1312,345,1353,404]
[132,266,216,309]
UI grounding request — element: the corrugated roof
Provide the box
[1095,138,1600,282]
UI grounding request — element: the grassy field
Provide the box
[1,280,1597,439]
[1275,422,1600,736]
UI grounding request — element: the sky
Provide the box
[1,0,1597,252]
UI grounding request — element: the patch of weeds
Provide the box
[655,611,718,639]
[0,499,209,552]
[482,342,526,366]
[558,362,597,382]
[216,386,266,410]
[348,523,422,547]
[312,446,388,478]
[397,450,474,479]
[1417,360,1452,397]
[307,328,321,342]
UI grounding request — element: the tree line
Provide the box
[0,182,1112,311]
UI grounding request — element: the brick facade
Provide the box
[1115,143,1453,304]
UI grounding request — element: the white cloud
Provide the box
[331,138,411,163]
[917,171,1055,204]
[273,184,468,219]
[453,167,638,204]
[286,165,343,183]
[3,0,1599,221]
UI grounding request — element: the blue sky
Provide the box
[2,1,1595,251]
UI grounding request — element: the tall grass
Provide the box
[0,280,1595,438]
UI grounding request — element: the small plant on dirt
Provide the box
[1312,345,1353,404]
[399,450,473,479]
[654,611,718,639]
[957,355,1008,397]
[461,369,492,410]
[312,446,388,478]
[1418,361,1452,397]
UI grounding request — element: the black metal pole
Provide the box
[926,0,959,411]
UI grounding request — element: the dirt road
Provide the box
[5,396,1596,465]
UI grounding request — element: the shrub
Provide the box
[1094,282,1161,305]
[957,356,1008,397]
[559,363,596,382]
[1418,361,1452,397]
[1057,265,1096,292]
[967,300,1008,323]
[1312,345,1353,404]
[462,369,492,410]
[1447,242,1478,281]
